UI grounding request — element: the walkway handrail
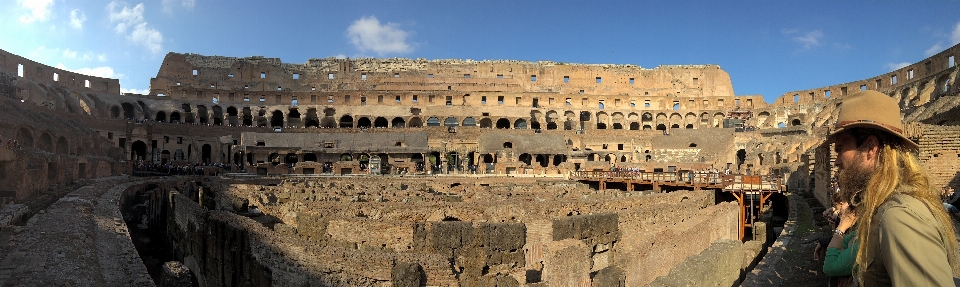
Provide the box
[570,170,783,192]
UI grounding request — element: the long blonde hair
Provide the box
[854,143,960,281]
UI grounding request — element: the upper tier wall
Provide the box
[0,49,120,95]
[149,52,736,101]
[772,42,960,106]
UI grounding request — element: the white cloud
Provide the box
[129,22,163,53]
[97,54,108,61]
[69,9,86,29]
[333,54,347,59]
[162,0,195,13]
[886,62,911,71]
[62,49,78,59]
[55,63,118,79]
[925,43,944,57]
[107,1,163,53]
[121,87,149,94]
[347,16,414,56]
[107,1,144,34]
[18,0,54,23]
[791,30,823,50]
[951,21,960,45]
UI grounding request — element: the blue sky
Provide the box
[2,1,959,103]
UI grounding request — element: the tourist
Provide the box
[821,199,859,287]
[942,186,959,216]
[821,90,958,286]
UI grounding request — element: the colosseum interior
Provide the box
[0,42,958,286]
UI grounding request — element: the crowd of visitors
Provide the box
[132,160,242,176]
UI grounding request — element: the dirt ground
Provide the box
[765,194,833,287]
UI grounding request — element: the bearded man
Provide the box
[823,90,958,286]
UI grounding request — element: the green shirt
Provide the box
[824,230,859,276]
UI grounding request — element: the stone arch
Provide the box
[17,127,33,148]
[757,111,771,128]
[320,117,337,128]
[630,122,640,130]
[131,140,147,161]
[170,112,181,123]
[408,117,423,128]
[611,112,624,129]
[791,119,802,126]
[121,102,136,119]
[545,110,559,123]
[684,112,698,129]
[197,105,209,124]
[426,117,441,127]
[479,118,493,128]
[391,117,406,128]
[444,117,459,127]
[357,117,372,128]
[156,111,167,122]
[110,105,121,118]
[270,110,284,127]
[496,118,510,129]
[38,132,53,152]
[713,112,725,127]
[56,136,69,154]
[514,118,528,129]
[339,115,354,128]
[374,117,389,128]
[286,108,301,127]
[324,108,337,117]
[305,108,319,127]
[596,112,609,129]
[212,106,223,125]
[462,117,477,126]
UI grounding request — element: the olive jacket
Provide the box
[860,193,955,286]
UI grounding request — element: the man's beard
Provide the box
[838,153,874,207]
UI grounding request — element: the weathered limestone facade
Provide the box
[0,40,957,286]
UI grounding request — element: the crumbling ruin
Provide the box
[0,41,957,286]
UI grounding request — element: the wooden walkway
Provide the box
[570,171,785,240]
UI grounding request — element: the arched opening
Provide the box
[131,140,147,161]
[339,115,354,128]
[531,122,541,130]
[305,108,319,127]
[287,108,301,127]
[285,153,298,167]
[514,119,527,129]
[242,107,253,126]
[391,117,406,128]
[270,110,284,127]
[121,103,136,119]
[212,106,223,126]
[643,124,652,130]
[374,117,389,128]
[269,153,281,165]
[612,123,623,129]
[737,149,746,170]
[547,122,558,130]
[156,111,167,122]
[630,122,640,130]
[201,144,212,163]
[111,106,121,118]
[444,117,459,127]
[340,153,353,161]
[564,120,575,130]
[56,137,68,154]
[303,153,317,162]
[161,150,171,165]
[552,154,566,166]
[38,133,53,152]
[519,153,532,165]
[496,118,511,129]
[685,124,693,129]
[227,107,239,125]
[479,118,493,128]
[483,154,495,163]
[671,124,680,129]
[579,111,591,122]
[427,117,441,127]
[791,119,802,126]
[357,117,372,128]
[197,105,209,124]
[321,117,337,128]
[536,154,549,167]
[408,117,423,127]
[656,124,666,131]
[462,117,477,126]
[170,112,182,123]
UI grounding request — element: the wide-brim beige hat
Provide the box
[822,90,919,150]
